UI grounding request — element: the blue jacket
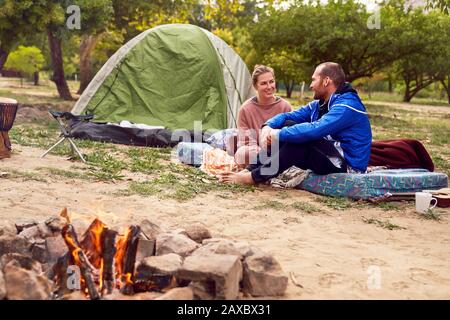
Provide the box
[265,84,372,172]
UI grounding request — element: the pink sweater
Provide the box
[237,96,292,147]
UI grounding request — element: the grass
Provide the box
[4,81,449,203]
[254,200,287,210]
[37,167,92,181]
[365,103,450,176]
[125,163,255,201]
[419,209,443,221]
[316,197,354,210]
[1,169,47,182]
[291,201,321,213]
[362,217,406,230]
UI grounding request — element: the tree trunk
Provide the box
[403,78,434,102]
[388,73,394,93]
[441,76,450,104]
[33,72,39,86]
[0,46,9,73]
[77,35,98,94]
[403,78,412,102]
[47,29,73,100]
[284,79,295,99]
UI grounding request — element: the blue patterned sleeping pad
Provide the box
[298,169,448,199]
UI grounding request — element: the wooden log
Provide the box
[80,218,106,269]
[100,228,117,296]
[120,225,140,295]
[61,224,100,300]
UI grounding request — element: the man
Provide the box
[219,62,372,184]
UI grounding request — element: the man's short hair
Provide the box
[317,62,346,88]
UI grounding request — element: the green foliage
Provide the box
[5,46,44,76]
[426,0,450,13]
[250,0,449,87]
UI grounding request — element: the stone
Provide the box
[0,253,42,274]
[155,287,194,300]
[242,253,288,297]
[4,264,53,300]
[135,239,155,263]
[139,219,162,240]
[31,242,48,263]
[193,239,260,260]
[18,225,42,242]
[45,236,67,264]
[36,222,54,238]
[0,234,30,256]
[0,269,5,300]
[14,220,38,234]
[178,254,242,300]
[184,223,212,243]
[45,217,65,233]
[188,281,215,300]
[156,233,200,257]
[136,253,182,280]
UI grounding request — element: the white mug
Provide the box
[415,192,437,213]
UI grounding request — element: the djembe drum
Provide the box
[0,97,18,159]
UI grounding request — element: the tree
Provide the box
[4,46,45,86]
[426,0,450,13]
[249,0,432,83]
[263,48,311,98]
[71,0,113,94]
[394,10,450,102]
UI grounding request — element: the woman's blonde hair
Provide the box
[252,65,274,85]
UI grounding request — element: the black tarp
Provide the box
[69,120,211,147]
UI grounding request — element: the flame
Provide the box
[99,259,104,292]
[59,215,145,296]
[124,273,133,285]
[114,227,131,284]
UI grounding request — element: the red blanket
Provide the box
[369,139,434,172]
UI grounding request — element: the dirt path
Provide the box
[1,146,449,299]
[366,100,450,114]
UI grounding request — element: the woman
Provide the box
[233,65,292,166]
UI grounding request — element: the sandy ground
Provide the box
[1,145,449,300]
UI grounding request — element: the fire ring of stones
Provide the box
[0,208,288,300]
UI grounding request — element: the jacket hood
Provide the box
[335,82,358,95]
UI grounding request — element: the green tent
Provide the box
[72,24,253,131]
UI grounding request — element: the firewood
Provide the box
[100,228,117,296]
[120,225,140,295]
[61,224,100,300]
[80,218,106,269]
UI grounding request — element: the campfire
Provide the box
[0,208,289,300]
[52,209,168,299]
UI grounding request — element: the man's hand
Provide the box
[260,126,279,149]
[266,128,280,146]
[259,126,272,149]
